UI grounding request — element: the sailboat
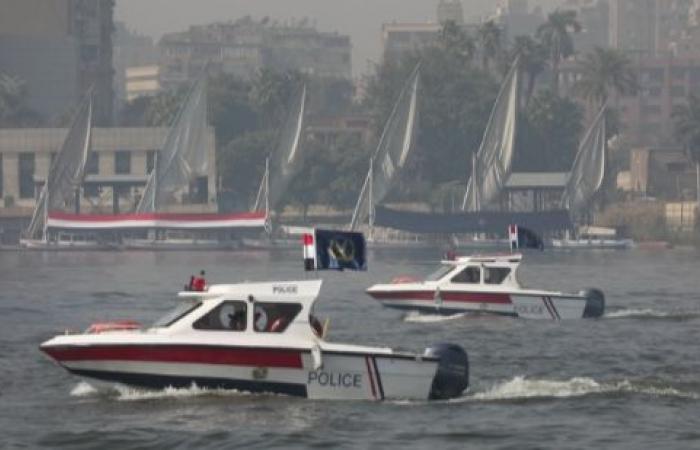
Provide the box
[18,93,113,250]
[243,85,308,249]
[349,64,421,247]
[462,58,519,213]
[47,74,266,250]
[552,105,632,249]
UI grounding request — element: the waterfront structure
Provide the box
[492,0,544,42]
[0,0,114,125]
[158,18,351,89]
[0,127,216,218]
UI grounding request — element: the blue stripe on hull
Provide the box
[68,368,308,398]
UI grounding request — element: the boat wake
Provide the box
[459,376,699,402]
[70,382,255,401]
[604,308,700,320]
[403,311,468,323]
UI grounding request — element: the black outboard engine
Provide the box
[581,288,605,318]
[423,343,469,400]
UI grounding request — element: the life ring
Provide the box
[269,317,287,333]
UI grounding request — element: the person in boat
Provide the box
[229,309,246,331]
[185,275,195,291]
[192,270,207,292]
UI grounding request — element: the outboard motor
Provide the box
[581,288,605,318]
[423,343,469,400]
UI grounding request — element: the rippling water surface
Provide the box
[1,248,699,449]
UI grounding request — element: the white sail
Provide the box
[462,58,520,211]
[137,74,208,213]
[254,84,307,212]
[561,104,606,214]
[25,94,93,240]
[350,64,420,230]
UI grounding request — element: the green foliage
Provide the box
[208,73,258,145]
[511,35,547,103]
[673,94,700,164]
[574,47,638,108]
[536,9,581,93]
[476,20,503,71]
[250,68,305,127]
[517,90,584,171]
[0,73,42,127]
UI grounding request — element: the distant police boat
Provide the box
[40,230,470,401]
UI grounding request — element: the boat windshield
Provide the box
[152,300,201,327]
[425,265,454,281]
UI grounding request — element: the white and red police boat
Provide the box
[40,280,469,401]
[367,254,605,320]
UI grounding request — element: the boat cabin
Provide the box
[151,280,324,340]
[425,254,523,288]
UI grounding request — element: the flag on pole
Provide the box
[302,229,367,271]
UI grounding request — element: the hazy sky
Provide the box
[115,0,559,77]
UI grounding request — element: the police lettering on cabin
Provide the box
[307,371,362,388]
[272,285,298,294]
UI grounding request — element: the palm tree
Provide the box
[439,20,475,62]
[0,73,42,127]
[511,35,547,104]
[476,20,502,71]
[672,95,700,205]
[536,9,581,94]
[573,47,638,109]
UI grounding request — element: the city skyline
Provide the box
[115,0,560,77]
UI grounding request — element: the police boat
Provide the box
[367,253,605,320]
[40,279,469,401]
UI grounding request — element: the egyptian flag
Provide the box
[303,229,367,271]
[509,224,544,251]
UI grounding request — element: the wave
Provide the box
[70,382,255,401]
[461,376,699,402]
[70,381,98,397]
[403,311,468,323]
[604,308,700,320]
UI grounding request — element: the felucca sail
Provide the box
[561,104,606,214]
[25,94,93,240]
[253,84,307,214]
[462,58,519,211]
[137,74,208,213]
[349,64,420,230]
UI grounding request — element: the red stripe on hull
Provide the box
[43,345,304,369]
[370,290,511,304]
[440,292,511,304]
[368,291,436,300]
[48,211,265,222]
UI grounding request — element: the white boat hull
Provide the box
[550,238,634,250]
[19,238,118,251]
[368,287,595,320]
[122,238,240,251]
[41,342,438,401]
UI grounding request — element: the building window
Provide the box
[146,150,156,174]
[114,151,131,174]
[86,152,99,175]
[0,154,3,199]
[671,86,685,97]
[643,105,661,115]
[18,153,35,199]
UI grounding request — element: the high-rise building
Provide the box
[0,0,115,125]
[113,22,158,107]
[158,18,351,90]
[437,0,464,25]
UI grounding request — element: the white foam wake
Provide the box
[70,381,98,397]
[464,376,699,402]
[114,383,247,401]
[604,308,670,318]
[403,311,468,323]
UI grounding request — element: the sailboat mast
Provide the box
[264,156,270,232]
[368,157,374,240]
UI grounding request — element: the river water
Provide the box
[1,248,699,449]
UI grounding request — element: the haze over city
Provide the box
[115,0,560,76]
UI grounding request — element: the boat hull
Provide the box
[550,238,634,250]
[122,238,240,251]
[367,288,592,320]
[18,239,119,251]
[40,342,438,401]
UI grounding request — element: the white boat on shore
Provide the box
[367,253,605,320]
[40,279,469,401]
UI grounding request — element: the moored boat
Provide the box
[40,280,469,401]
[367,253,605,320]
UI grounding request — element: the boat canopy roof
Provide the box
[178,279,322,308]
[443,253,522,265]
